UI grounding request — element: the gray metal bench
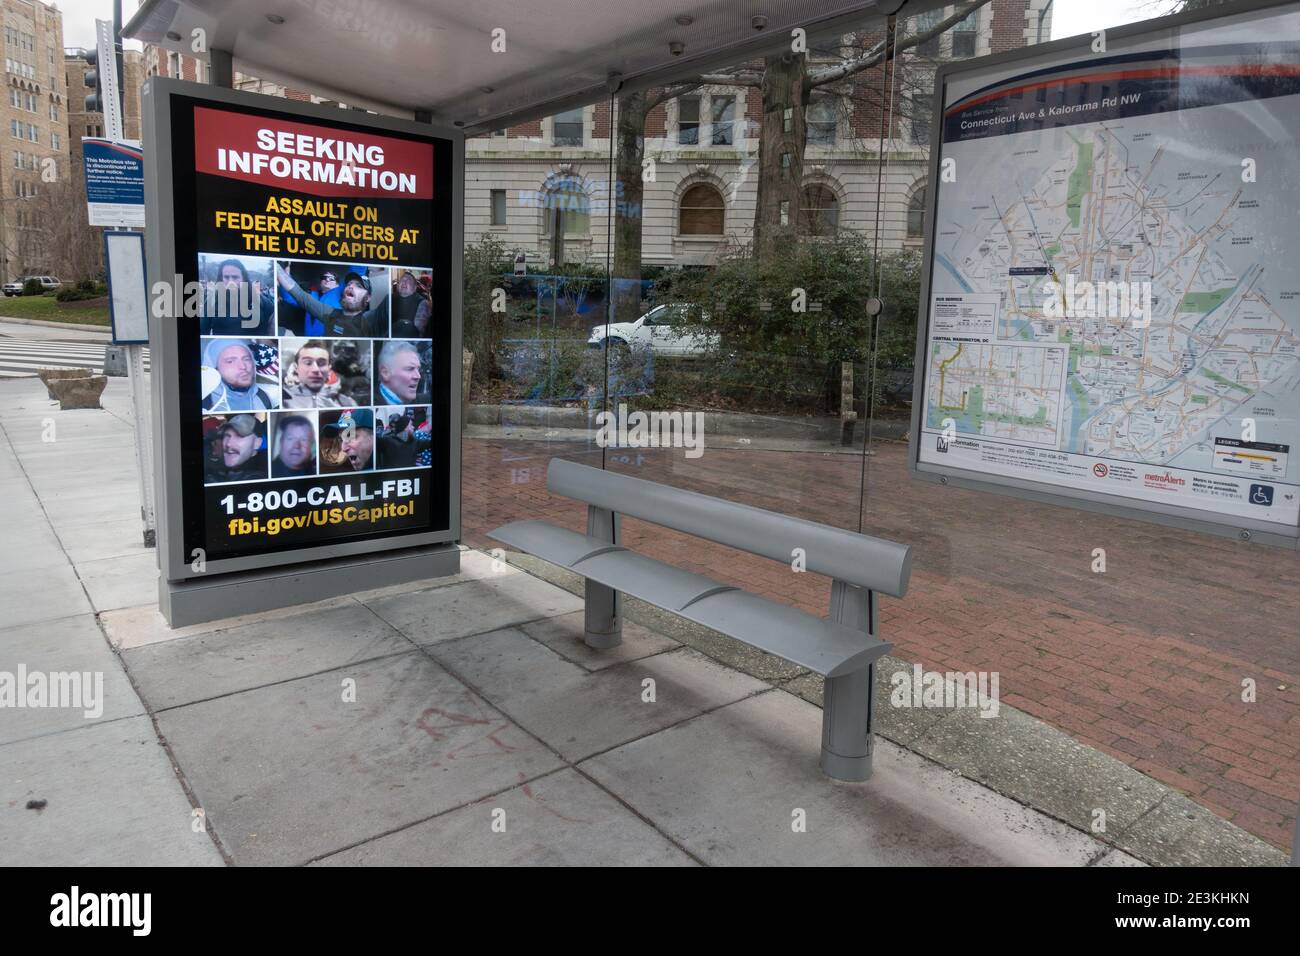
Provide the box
[488,458,912,781]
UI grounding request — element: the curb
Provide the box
[469,402,911,442]
[0,315,112,334]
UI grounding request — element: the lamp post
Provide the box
[1036,0,1055,45]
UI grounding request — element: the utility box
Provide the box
[103,345,129,377]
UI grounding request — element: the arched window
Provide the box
[679,183,725,235]
[540,176,590,236]
[801,184,839,236]
[906,186,927,239]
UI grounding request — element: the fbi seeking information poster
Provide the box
[170,97,452,561]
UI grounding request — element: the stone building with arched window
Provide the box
[462,3,1052,269]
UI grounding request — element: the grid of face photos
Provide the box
[199,253,435,486]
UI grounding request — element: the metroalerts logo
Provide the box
[1249,484,1274,506]
[1144,471,1185,488]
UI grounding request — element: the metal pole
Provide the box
[127,343,155,545]
[0,191,8,285]
[821,580,877,781]
[583,504,622,648]
[113,0,125,116]
[549,207,563,267]
[209,49,233,89]
[106,10,156,546]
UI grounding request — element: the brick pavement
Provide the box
[463,435,1300,851]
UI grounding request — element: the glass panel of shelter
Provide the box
[864,7,1300,856]
[459,9,1299,859]
[460,101,614,548]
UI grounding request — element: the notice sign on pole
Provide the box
[910,0,1300,546]
[144,80,460,580]
[104,231,149,343]
[83,137,145,227]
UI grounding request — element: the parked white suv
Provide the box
[587,304,717,357]
[3,275,62,295]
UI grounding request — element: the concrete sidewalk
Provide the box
[0,376,1286,865]
[464,435,1300,852]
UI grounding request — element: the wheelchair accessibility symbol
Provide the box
[1249,484,1274,506]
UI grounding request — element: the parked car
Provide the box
[4,275,62,295]
[587,303,717,357]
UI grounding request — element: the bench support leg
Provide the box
[583,505,622,649]
[821,581,877,782]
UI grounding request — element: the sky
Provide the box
[56,0,144,50]
[1051,0,1182,39]
[54,0,1183,53]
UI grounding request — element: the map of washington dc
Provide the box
[920,39,1300,528]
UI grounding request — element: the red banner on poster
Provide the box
[193,106,433,200]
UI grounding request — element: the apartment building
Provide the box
[141,43,329,108]
[0,0,68,282]
[142,42,205,84]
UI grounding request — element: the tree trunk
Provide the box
[612,91,648,323]
[754,52,808,258]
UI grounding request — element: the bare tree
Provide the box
[23,178,103,282]
[698,1,993,255]
[603,0,993,317]
[612,83,700,322]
